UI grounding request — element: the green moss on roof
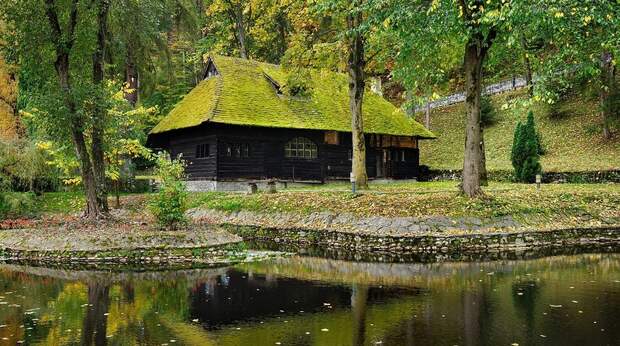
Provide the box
[150,55,435,139]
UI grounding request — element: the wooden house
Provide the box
[147,55,435,188]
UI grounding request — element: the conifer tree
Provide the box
[511,121,524,177]
[511,111,542,182]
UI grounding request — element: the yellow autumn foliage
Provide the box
[0,54,19,140]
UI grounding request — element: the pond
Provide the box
[0,253,618,345]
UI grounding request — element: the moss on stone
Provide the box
[151,55,435,138]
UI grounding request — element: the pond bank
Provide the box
[0,223,274,265]
[189,208,620,258]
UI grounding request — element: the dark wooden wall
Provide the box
[169,135,218,179]
[149,123,420,181]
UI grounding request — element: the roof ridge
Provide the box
[207,76,225,122]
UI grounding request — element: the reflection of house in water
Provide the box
[189,269,416,329]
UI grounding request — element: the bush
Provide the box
[149,152,188,230]
[511,111,542,182]
[0,192,36,220]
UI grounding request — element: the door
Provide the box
[375,152,384,178]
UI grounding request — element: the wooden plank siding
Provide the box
[150,123,421,181]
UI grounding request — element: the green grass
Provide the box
[190,181,620,229]
[35,191,85,214]
[24,181,620,231]
[417,89,620,172]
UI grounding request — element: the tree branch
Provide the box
[458,0,471,20]
[44,0,63,51]
[43,0,79,54]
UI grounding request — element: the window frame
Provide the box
[195,143,210,159]
[284,137,318,160]
[225,143,251,159]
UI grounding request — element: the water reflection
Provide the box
[0,253,617,345]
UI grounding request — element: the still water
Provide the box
[0,253,618,345]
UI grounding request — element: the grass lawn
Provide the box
[190,181,620,228]
[417,89,620,172]
[20,181,619,231]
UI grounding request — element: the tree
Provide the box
[530,1,619,139]
[91,0,112,214]
[511,111,542,182]
[379,0,567,196]
[150,152,188,231]
[204,0,299,63]
[42,0,108,218]
[0,54,20,140]
[345,1,369,189]
[1,0,156,218]
[309,0,374,189]
[382,0,515,197]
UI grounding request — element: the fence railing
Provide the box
[414,77,529,113]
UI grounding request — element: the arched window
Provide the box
[284,137,318,159]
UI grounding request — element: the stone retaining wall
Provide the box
[0,243,247,265]
[227,224,619,256]
[189,209,521,235]
[420,168,620,183]
[189,208,619,256]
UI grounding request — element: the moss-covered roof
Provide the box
[150,55,435,138]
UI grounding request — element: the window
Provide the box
[195,144,210,158]
[285,137,318,159]
[348,149,352,161]
[242,144,250,158]
[226,143,250,159]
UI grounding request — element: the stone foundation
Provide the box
[186,180,296,192]
[228,224,619,256]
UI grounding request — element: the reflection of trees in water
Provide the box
[462,288,481,346]
[80,282,110,346]
[0,254,618,345]
[512,279,540,345]
[351,284,368,346]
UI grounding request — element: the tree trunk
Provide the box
[91,0,111,215]
[601,51,615,140]
[46,0,103,219]
[425,98,431,129]
[520,34,533,97]
[461,34,493,198]
[81,283,110,346]
[124,46,139,106]
[230,2,249,59]
[347,8,368,189]
[480,128,488,186]
[351,284,368,346]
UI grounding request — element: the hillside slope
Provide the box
[416,89,620,172]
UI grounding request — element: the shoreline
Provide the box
[0,214,620,269]
[190,208,620,261]
[0,207,617,265]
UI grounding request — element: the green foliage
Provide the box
[0,139,54,192]
[282,68,313,97]
[480,96,497,127]
[0,192,36,219]
[525,110,545,156]
[511,111,542,183]
[149,152,188,231]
